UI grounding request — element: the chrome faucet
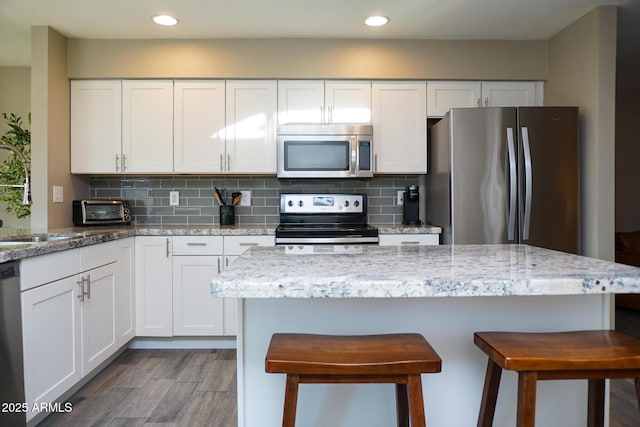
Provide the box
[0,144,31,205]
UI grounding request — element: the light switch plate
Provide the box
[240,190,251,206]
[169,191,179,206]
[397,190,404,205]
[53,186,63,203]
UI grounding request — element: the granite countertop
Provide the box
[210,244,640,298]
[0,223,441,263]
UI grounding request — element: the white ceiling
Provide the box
[1,0,640,84]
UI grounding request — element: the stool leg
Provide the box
[282,374,300,427]
[517,372,537,427]
[396,383,409,427]
[477,359,503,427]
[407,374,426,427]
[587,379,605,427]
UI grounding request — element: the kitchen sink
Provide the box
[0,232,88,246]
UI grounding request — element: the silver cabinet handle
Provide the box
[239,242,259,246]
[186,242,207,246]
[477,97,482,107]
[506,128,517,241]
[521,127,533,241]
[115,154,120,172]
[220,154,224,172]
[399,241,420,245]
[166,238,170,258]
[484,97,489,107]
[328,106,333,123]
[217,257,221,274]
[122,154,128,172]
[227,154,231,172]
[77,277,86,301]
[225,257,229,267]
[320,106,324,123]
[86,274,91,300]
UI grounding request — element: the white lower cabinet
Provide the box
[222,235,275,336]
[172,236,225,336]
[378,233,440,246]
[20,241,134,422]
[80,262,118,376]
[21,274,82,422]
[115,238,135,346]
[136,235,274,338]
[135,236,173,336]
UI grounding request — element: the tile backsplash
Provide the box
[89,175,422,226]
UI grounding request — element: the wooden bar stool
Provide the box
[474,330,640,427]
[265,333,442,427]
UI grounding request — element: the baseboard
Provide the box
[128,336,237,349]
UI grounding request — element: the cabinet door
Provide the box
[325,81,371,123]
[372,82,427,174]
[22,275,81,421]
[81,263,118,375]
[172,255,224,336]
[70,80,122,173]
[481,81,538,107]
[223,235,275,336]
[174,81,226,173]
[426,81,481,117]
[135,237,173,336]
[115,238,135,346]
[226,80,277,173]
[122,80,174,173]
[277,80,324,124]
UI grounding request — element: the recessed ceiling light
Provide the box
[152,15,179,26]
[365,16,389,27]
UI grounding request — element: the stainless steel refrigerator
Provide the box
[426,106,580,254]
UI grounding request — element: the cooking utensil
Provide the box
[231,192,242,206]
[214,187,225,206]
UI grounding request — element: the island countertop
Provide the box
[211,244,640,298]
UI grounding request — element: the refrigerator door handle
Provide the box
[521,127,533,241]
[506,128,517,241]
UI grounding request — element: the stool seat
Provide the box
[474,330,640,427]
[266,333,442,427]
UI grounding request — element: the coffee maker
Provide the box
[402,185,422,225]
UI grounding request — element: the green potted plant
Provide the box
[0,113,31,219]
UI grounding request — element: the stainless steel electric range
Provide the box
[275,193,379,245]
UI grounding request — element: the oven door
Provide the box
[277,135,356,178]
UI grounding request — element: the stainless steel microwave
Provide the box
[73,200,131,226]
[277,124,373,178]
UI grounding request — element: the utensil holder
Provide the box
[220,205,235,225]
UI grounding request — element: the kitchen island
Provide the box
[211,244,640,427]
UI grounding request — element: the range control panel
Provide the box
[280,194,366,214]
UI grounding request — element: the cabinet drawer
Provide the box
[81,240,118,271]
[223,235,274,256]
[378,234,439,246]
[172,236,223,255]
[21,249,81,291]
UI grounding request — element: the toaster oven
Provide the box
[73,200,131,226]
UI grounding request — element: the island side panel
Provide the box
[238,295,609,427]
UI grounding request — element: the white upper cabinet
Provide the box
[278,80,371,124]
[426,81,543,116]
[480,81,540,108]
[372,82,427,174]
[426,81,481,117]
[71,80,122,173]
[225,80,277,174]
[174,81,226,173]
[122,80,174,173]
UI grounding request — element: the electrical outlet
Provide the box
[169,191,179,206]
[397,190,405,205]
[240,190,251,206]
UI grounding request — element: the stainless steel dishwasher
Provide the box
[0,261,26,426]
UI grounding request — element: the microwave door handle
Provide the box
[351,140,358,176]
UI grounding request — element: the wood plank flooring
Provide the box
[37,309,640,426]
[38,349,237,427]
